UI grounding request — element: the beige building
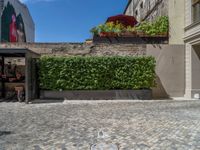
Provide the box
[124,0,168,22]
[184,0,200,99]
[124,0,185,44]
[125,0,200,99]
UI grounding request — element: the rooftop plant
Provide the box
[136,16,169,36]
[90,22,125,36]
[90,16,169,37]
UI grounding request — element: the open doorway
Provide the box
[0,49,40,103]
[191,44,200,98]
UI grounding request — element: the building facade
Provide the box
[0,0,35,42]
[124,0,185,44]
[124,0,168,22]
[184,0,200,99]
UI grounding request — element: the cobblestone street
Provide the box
[0,100,200,150]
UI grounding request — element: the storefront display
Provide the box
[0,49,39,102]
[3,57,25,99]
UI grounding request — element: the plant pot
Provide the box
[159,32,168,37]
[136,31,146,37]
[120,32,137,37]
[99,32,117,37]
[99,32,107,37]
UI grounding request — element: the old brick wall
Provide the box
[0,42,186,99]
[0,43,147,56]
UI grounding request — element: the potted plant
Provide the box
[135,16,169,37]
[90,27,99,36]
[91,22,125,37]
[157,16,169,37]
[120,26,137,37]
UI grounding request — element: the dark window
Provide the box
[135,10,138,16]
[192,0,200,22]
[140,2,144,9]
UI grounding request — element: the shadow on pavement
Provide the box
[30,99,64,104]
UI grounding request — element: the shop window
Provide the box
[192,0,200,23]
[3,57,25,99]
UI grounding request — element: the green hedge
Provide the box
[39,56,156,90]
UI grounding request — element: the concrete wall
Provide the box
[0,0,35,42]
[146,44,185,98]
[168,0,185,44]
[185,0,192,26]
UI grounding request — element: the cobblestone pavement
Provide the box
[1,100,200,150]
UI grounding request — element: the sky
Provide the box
[20,0,128,43]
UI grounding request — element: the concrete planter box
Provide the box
[40,89,152,100]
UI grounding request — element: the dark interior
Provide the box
[0,53,25,101]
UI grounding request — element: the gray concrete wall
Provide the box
[146,44,185,98]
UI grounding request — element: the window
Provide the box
[135,10,138,16]
[192,0,200,22]
[140,2,144,9]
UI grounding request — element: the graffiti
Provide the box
[1,2,26,42]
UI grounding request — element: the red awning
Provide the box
[106,14,138,27]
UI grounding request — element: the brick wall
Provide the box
[0,43,147,56]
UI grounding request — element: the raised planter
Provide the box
[40,89,152,100]
[99,32,118,37]
[120,32,137,37]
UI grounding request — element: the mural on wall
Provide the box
[1,2,26,42]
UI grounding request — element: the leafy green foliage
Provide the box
[39,56,156,90]
[90,16,168,37]
[136,16,169,36]
[90,22,125,35]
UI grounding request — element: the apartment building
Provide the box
[184,0,200,99]
[124,0,185,44]
[124,0,168,22]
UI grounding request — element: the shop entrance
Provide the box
[0,54,25,101]
[0,49,40,103]
[191,44,200,98]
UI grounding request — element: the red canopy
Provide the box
[106,14,138,27]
